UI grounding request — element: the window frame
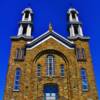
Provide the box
[15,48,25,61]
[82,48,86,60]
[46,54,55,76]
[60,64,65,77]
[37,64,41,77]
[16,48,20,59]
[13,68,21,91]
[76,48,81,60]
[76,48,86,61]
[81,68,88,92]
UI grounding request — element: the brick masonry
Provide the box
[4,38,98,100]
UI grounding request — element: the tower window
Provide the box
[81,68,88,91]
[14,68,21,91]
[76,48,81,60]
[37,64,41,77]
[22,25,27,35]
[15,48,25,60]
[71,11,76,19]
[76,48,86,61]
[46,55,55,76]
[74,25,78,35]
[60,64,64,77]
[82,48,86,59]
[16,48,20,59]
[25,11,30,19]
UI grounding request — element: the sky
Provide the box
[0,0,100,99]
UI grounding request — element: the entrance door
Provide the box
[45,93,56,100]
[44,84,58,100]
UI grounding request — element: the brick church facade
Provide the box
[4,7,98,100]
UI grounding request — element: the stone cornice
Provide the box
[11,35,33,41]
[67,35,90,41]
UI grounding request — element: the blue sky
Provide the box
[0,0,100,99]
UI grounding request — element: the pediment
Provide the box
[26,30,75,50]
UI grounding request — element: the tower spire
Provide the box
[17,7,33,38]
[67,7,83,37]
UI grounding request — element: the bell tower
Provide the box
[67,7,98,100]
[17,8,33,38]
[67,7,83,37]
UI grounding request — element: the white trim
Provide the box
[22,8,33,14]
[18,25,23,36]
[22,13,25,21]
[27,30,49,44]
[78,25,83,36]
[27,30,74,44]
[52,30,74,43]
[28,13,32,21]
[69,13,73,22]
[67,8,79,14]
[75,13,79,22]
[70,25,75,37]
[27,36,74,50]
[26,25,31,36]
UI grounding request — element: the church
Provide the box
[4,7,98,100]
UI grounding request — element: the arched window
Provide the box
[25,11,30,18]
[22,25,27,35]
[14,68,21,91]
[60,64,64,77]
[46,55,55,76]
[81,68,88,91]
[73,25,79,35]
[37,64,41,77]
[71,11,76,19]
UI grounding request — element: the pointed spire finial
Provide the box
[49,23,53,32]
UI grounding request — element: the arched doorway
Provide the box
[43,83,59,100]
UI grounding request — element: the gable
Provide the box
[26,30,75,50]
